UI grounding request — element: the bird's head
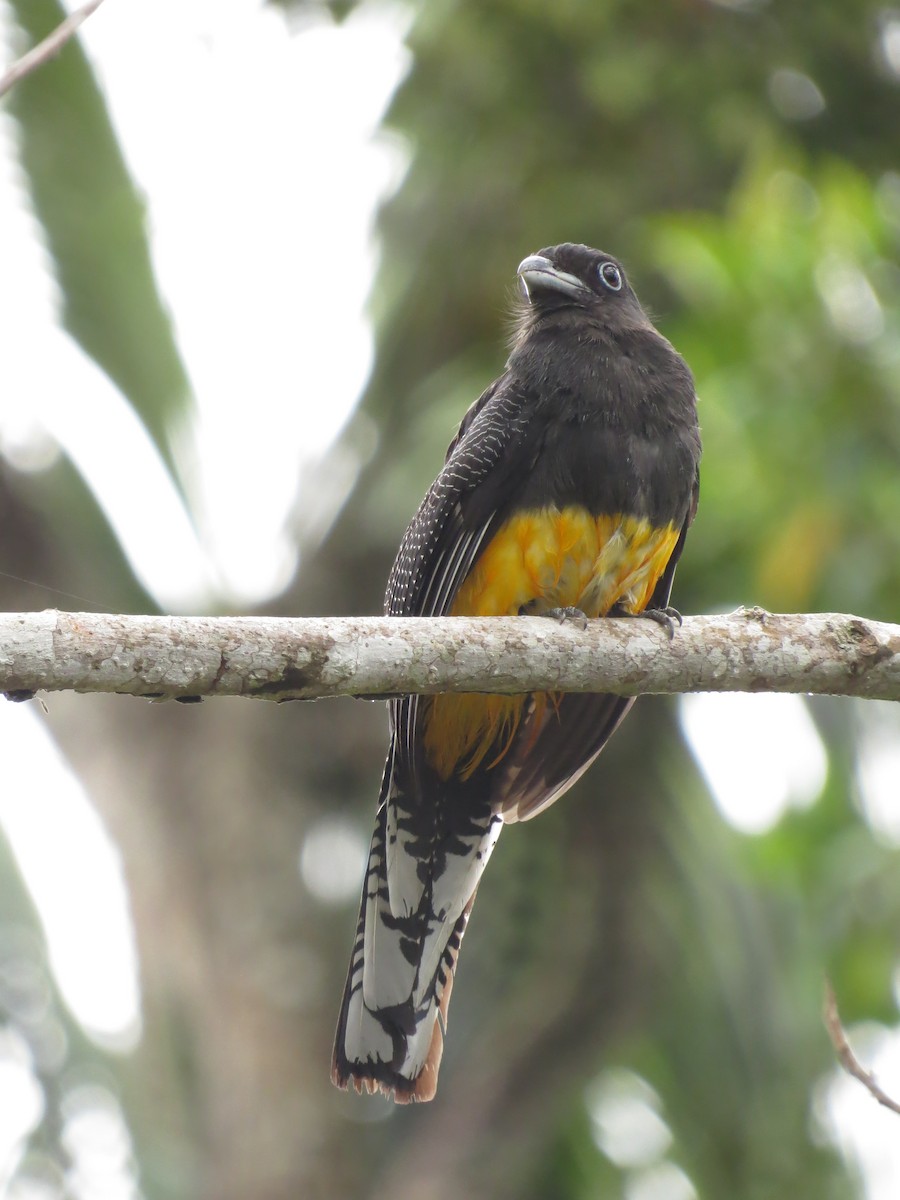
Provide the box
[515,243,649,333]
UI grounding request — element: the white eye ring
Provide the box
[599,261,623,292]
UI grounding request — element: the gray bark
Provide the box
[1,607,898,703]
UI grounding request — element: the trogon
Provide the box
[332,243,701,1102]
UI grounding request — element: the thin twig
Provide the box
[0,0,107,100]
[823,979,900,1116]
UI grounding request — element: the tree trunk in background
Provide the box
[41,686,385,1199]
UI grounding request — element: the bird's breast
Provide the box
[420,507,679,782]
[451,506,679,619]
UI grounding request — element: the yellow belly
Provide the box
[422,506,679,781]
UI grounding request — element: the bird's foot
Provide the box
[531,605,590,630]
[611,603,682,640]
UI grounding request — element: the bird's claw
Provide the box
[537,606,590,630]
[611,604,682,640]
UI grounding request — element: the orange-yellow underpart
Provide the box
[422,507,680,781]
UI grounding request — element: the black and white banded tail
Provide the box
[332,752,502,1102]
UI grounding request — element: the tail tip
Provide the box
[331,1060,439,1105]
[331,1017,444,1104]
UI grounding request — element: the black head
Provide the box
[516,243,648,329]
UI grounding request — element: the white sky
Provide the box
[680,692,827,835]
[0,2,898,1196]
[1,0,409,611]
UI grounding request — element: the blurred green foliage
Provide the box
[2,0,900,1198]
[654,154,900,618]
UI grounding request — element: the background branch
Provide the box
[824,980,900,1116]
[0,0,106,99]
[1,607,898,703]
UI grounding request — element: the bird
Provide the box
[332,243,701,1103]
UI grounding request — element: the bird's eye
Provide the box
[599,261,623,292]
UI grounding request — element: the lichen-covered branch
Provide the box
[1,607,898,704]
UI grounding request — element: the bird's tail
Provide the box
[332,789,501,1102]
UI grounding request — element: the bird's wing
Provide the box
[380,372,532,900]
[385,374,524,619]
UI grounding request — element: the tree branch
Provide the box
[0,0,107,99]
[823,979,900,1116]
[1,607,898,704]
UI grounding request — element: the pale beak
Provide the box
[517,254,590,301]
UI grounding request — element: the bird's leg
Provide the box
[609,601,682,640]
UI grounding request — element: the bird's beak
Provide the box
[517,254,589,301]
